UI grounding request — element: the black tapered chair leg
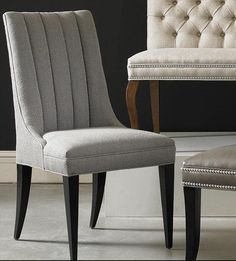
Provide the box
[90,172,106,228]
[63,175,79,261]
[184,186,201,261]
[14,164,32,240]
[159,164,174,249]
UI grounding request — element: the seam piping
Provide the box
[44,145,175,161]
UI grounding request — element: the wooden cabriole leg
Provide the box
[184,186,201,261]
[90,172,106,228]
[150,80,160,133]
[14,164,32,240]
[63,175,79,261]
[126,80,140,129]
[159,164,175,249]
[126,80,160,133]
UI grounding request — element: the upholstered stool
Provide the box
[126,0,236,133]
[182,144,236,261]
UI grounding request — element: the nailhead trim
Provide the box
[128,76,236,80]
[128,63,236,80]
[183,181,236,190]
[182,167,236,176]
[128,64,236,68]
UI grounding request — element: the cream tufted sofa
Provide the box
[127,0,236,132]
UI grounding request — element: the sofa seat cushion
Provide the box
[43,127,175,176]
[128,48,236,81]
[182,144,236,190]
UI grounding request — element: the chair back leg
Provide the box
[90,173,106,229]
[14,164,32,240]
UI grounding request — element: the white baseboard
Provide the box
[0,151,91,183]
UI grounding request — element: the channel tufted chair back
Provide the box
[4,11,119,137]
[148,0,236,48]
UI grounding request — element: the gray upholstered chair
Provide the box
[3,10,176,260]
[183,145,236,261]
[127,0,236,133]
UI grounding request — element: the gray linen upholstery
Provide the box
[128,0,236,80]
[4,11,175,176]
[183,145,236,190]
[43,128,175,175]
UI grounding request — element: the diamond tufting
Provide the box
[148,0,236,48]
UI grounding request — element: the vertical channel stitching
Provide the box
[22,14,44,133]
[39,12,59,130]
[72,11,91,127]
[56,13,75,129]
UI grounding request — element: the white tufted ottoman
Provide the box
[126,0,236,133]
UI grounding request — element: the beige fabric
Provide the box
[148,0,236,49]
[128,48,236,80]
[182,144,236,190]
[128,0,236,81]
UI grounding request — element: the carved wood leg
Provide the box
[126,80,140,129]
[150,80,160,133]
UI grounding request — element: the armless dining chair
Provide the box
[127,0,236,133]
[3,10,176,260]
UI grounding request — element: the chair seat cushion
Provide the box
[128,48,236,81]
[43,127,175,176]
[182,145,236,190]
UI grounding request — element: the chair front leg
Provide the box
[184,187,201,261]
[90,172,106,228]
[159,164,174,249]
[63,176,79,261]
[126,80,140,129]
[14,164,32,240]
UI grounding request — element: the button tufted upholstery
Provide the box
[127,0,236,81]
[148,0,236,49]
